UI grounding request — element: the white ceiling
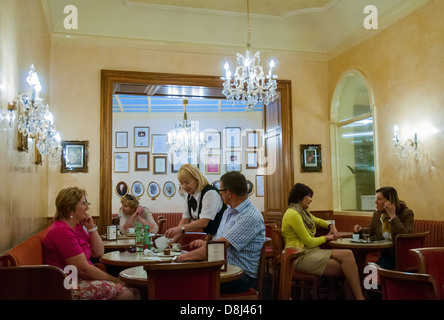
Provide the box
[44,0,430,56]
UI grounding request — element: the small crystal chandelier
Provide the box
[12,65,62,165]
[167,99,205,157]
[221,0,278,111]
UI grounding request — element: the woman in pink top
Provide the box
[43,187,139,300]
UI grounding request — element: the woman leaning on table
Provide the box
[282,183,364,300]
[42,187,139,300]
[118,194,158,235]
[165,163,226,242]
[353,186,414,270]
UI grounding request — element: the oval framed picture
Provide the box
[115,181,128,197]
[131,181,144,198]
[163,181,176,198]
[246,180,254,196]
[147,181,160,199]
[211,180,221,190]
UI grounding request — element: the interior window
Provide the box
[331,71,376,212]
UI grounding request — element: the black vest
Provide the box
[187,184,227,235]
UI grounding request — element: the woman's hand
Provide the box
[324,234,336,241]
[81,214,95,230]
[353,224,362,233]
[328,225,341,240]
[384,201,396,219]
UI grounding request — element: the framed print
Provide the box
[153,155,167,174]
[255,175,264,197]
[61,140,88,173]
[300,144,322,172]
[114,152,129,172]
[147,181,160,199]
[205,132,221,149]
[226,151,241,172]
[131,181,145,198]
[152,134,168,154]
[163,181,176,198]
[246,151,258,169]
[135,152,150,171]
[211,180,221,190]
[115,181,128,197]
[246,180,254,196]
[246,130,260,149]
[225,127,241,148]
[205,155,220,175]
[171,151,199,173]
[115,131,128,148]
[134,127,149,147]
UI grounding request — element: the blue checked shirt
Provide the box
[215,198,265,278]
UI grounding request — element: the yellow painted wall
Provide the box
[328,0,444,220]
[0,0,51,253]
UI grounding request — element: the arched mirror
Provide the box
[330,71,376,212]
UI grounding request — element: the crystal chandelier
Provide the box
[12,65,62,165]
[221,0,278,111]
[167,99,205,157]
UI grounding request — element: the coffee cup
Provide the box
[352,233,360,241]
[171,243,181,252]
[128,227,135,235]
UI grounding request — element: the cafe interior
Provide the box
[1,0,444,301]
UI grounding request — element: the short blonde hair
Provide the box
[120,194,139,211]
[55,186,86,221]
[177,163,208,192]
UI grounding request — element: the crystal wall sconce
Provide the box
[393,124,419,160]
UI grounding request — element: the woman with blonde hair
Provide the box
[43,187,139,300]
[118,194,158,235]
[165,164,226,242]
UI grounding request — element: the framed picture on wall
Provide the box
[135,152,150,171]
[225,127,241,148]
[163,181,176,198]
[115,131,128,148]
[246,151,258,169]
[131,181,145,198]
[205,132,221,149]
[134,127,149,147]
[114,152,129,172]
[147,181,160,199]
[246,180,254,196]
[61,140,88,173]
[152,134,168,154]
[153,155,167,174]
[115,181,128,197]
[255,175,264,197]
[300,144,322,172]
[246,130,260,149]
[226,150,241,172]
[205,155,220,175]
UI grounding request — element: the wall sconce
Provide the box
[10,65,62,165]
[393,124,419,160]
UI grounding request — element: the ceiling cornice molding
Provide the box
[51,33,328,62]
[123,0,338,21]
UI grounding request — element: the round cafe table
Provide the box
[119,263,244,287]
[100,250,181,267]
[327,238,393,291]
